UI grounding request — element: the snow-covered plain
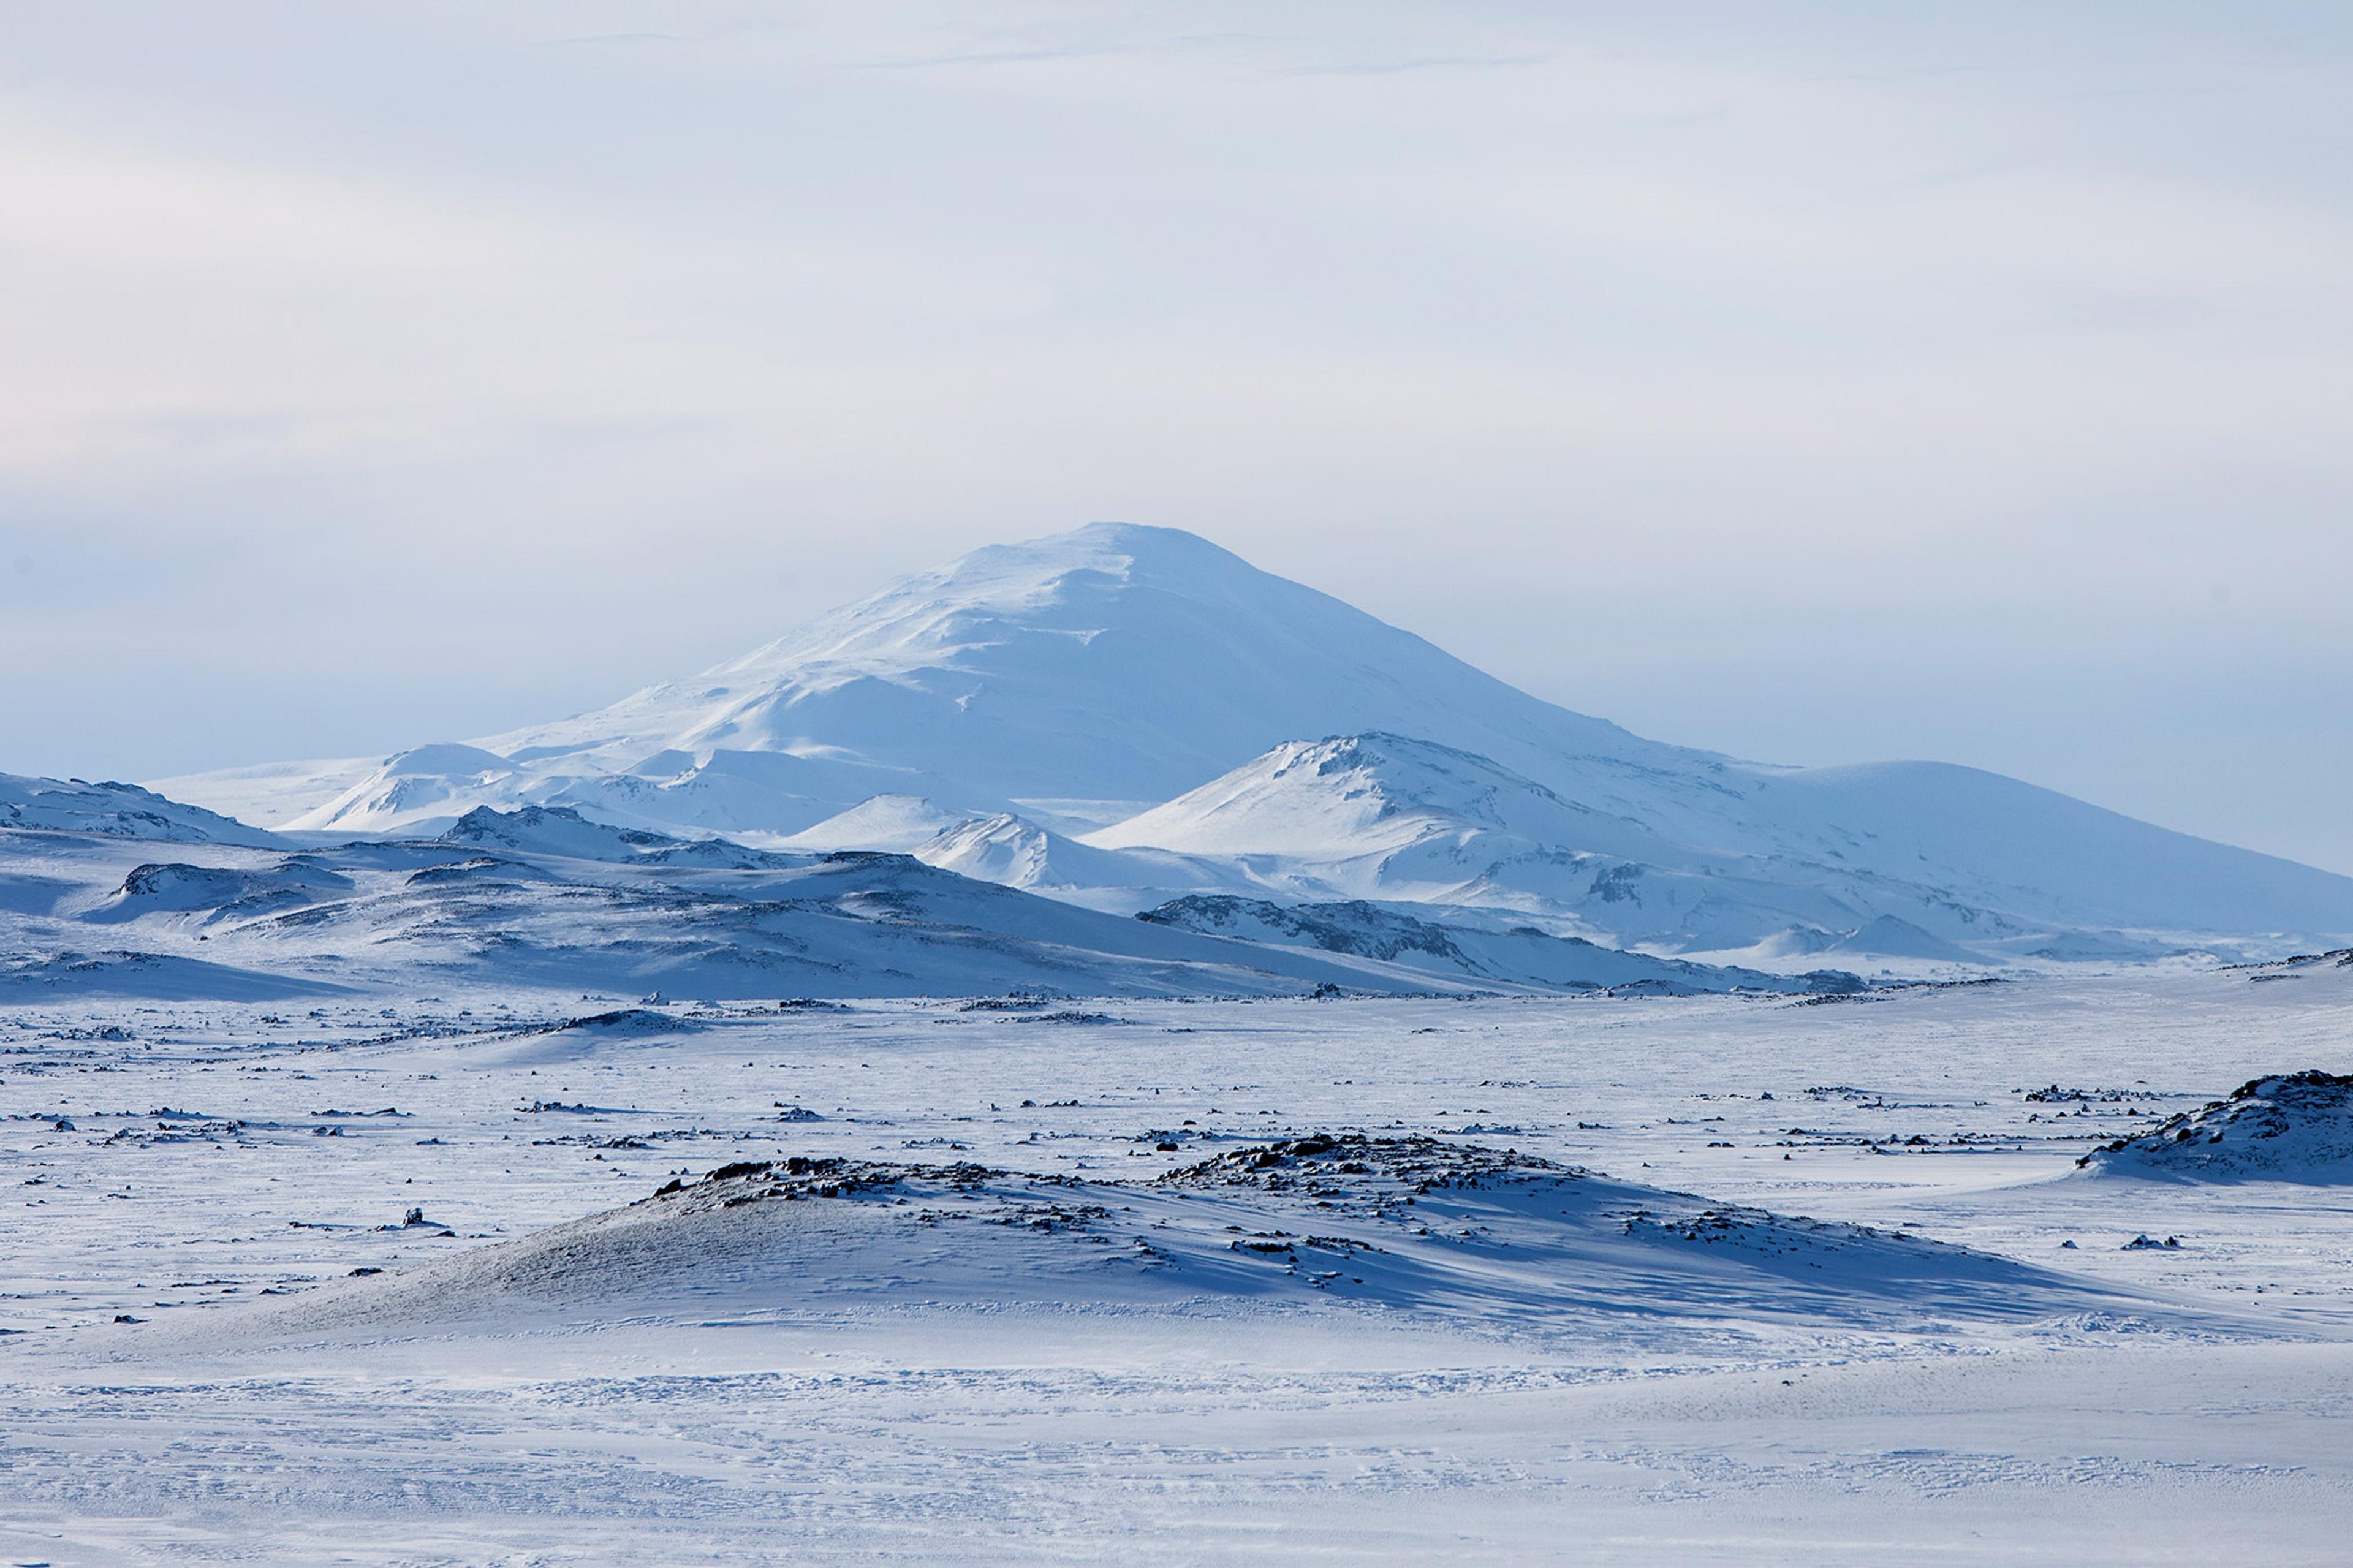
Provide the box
[6,957,2353,1564]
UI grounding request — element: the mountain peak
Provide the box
[473,523,1666,808]
[1089,730,1649,862]
[992,519,1243,571]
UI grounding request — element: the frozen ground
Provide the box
[4,960,2353,1563]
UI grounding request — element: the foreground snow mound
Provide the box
[239,1135,2145,1341]
[1141,895,1863,995]
[2080,1072,2353,1183]
[86,858,355,924]
[439,802,677,860]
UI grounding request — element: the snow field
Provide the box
[2,965,2352,1561]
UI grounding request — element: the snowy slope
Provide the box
[912,812,1232,907]
[282,743,520,836]
[1,797,1575,1001]
[1,771,288,849]
[5,793,1852,1001]
[146,523,2353,953]
[1140,895,1863,995]
[1754,762,2353,938]
[1085,733,1868,946]
[779,795,985,852]
[1089,732,1680,864]
[145,754,381,830]
[1083,735,1986,953]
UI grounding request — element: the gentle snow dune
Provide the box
[781,793,985,852]
[213,1135,2154,1345]
[913,810,1230,903]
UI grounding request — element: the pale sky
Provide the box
[4,2,2350,871]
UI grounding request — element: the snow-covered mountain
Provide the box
[151,523,2353,959]
[1080,730,2338,957]
[477,523,1691,812]
[1085,732,1833,944]
[3,790,1833,1000]
[159,523,1697,841]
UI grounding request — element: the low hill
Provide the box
[2079,1072,2353,1183]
